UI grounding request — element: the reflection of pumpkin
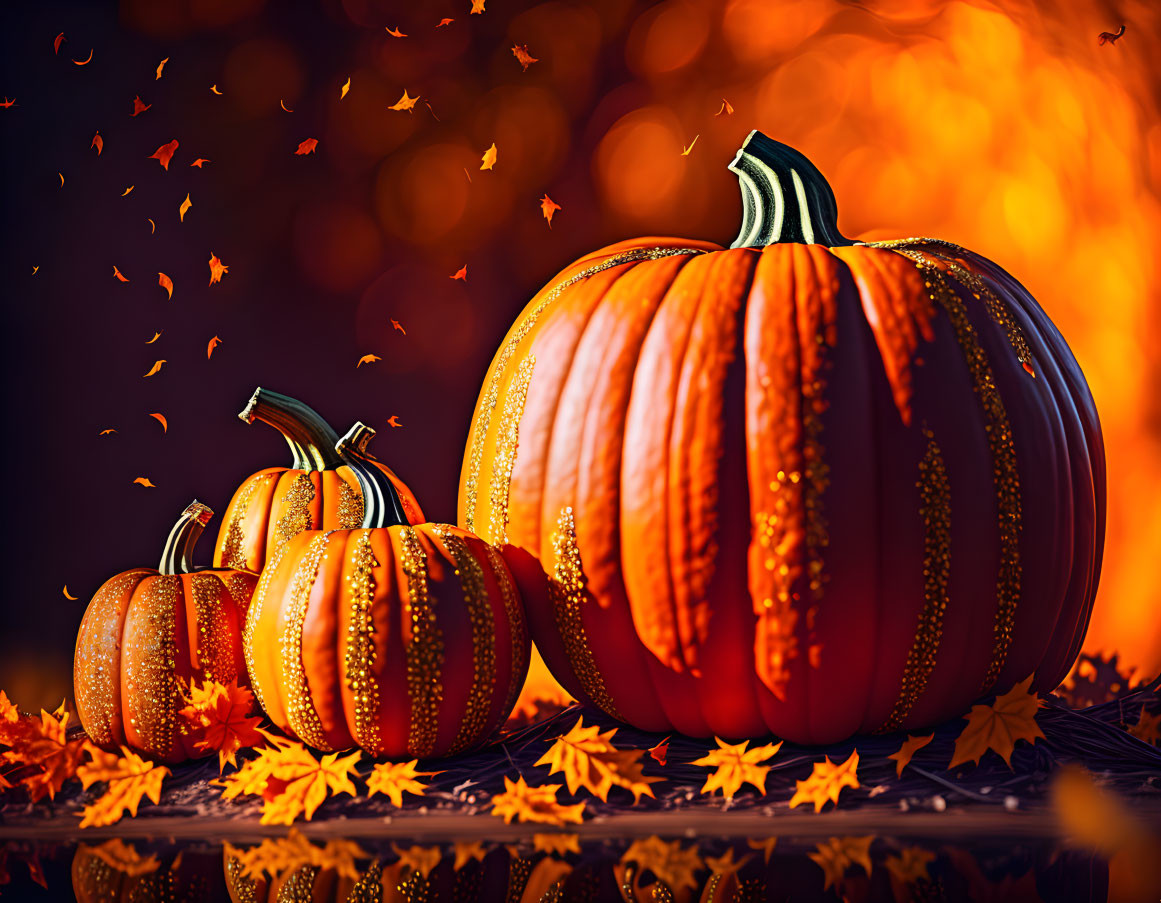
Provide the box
[223,849,379,903]
[213,387,424,574]
[245,423,530,757]
[73,843,227,903]
[73,502,257,763]
[461,130,1105,743]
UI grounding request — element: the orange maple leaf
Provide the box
[0,98,15,109]
[389,91,419,112]
[143,359,165,377]
[480,142,497,170]
[1128,704,1161,745]
[512,44,538,71]
[133,477,156,487]
[491,776,585,826]
[1,707,88,802]
[207,335,222,359]
[391,319,406,335]
[386,416,402,428]
[887,733,933,778]
[357,354,381,367]
[260,745,361,825]
[950,675,1045,769]
[789,750,860,812]
[178,679,263,771]
[178,194,192,222]
[386,25,407,37]
[130,96,151,117]
[149,139,179,169]
[540,194,562,228]
[77,745,169,827]
[366,760,438,807]
[190,158,210,167]
[295,138,318,155]
[648,737,669,767]
[535,715,662,803]
[112,265,129,282]
[715,98,734,116]
[436,17,454,26]
[208,253,228,285]
[91,131,103,155]
[149,413,167,433]
[158,272,173,299]
[470,0,485,13]
[692,738,782,799]
[451,265,467,280]
[155,57,168,80]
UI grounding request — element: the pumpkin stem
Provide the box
[728,130,852,249]
[159,501,214,575]
[335,422,411,530]
[238,387,343,471]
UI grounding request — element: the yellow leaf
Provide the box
[77,745,170,827]
[681,134,699,156]
[260,743,362,825]
[789,750,860,812]
[340,76,351,100]
[949,675,1044,769]
[366,759,436,807]
[452,841,488,870]
[621,836,703,893]
[808,836,873,891]
[389,90,418,112]
[535,715,662,803]
[490,776,585,826]
[179,194,192,222]
[532,833,580,857]
[690,737,782,799]
[888,733,933,778]
[480,142,497,170]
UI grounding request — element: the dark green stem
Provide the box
[239,387,342,471]
[335,422,410,529]
[158,501,213,575]
[728,130,852,248]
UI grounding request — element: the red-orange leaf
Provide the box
[207,335,222,359]
[63,586,78,600]
[130,96,150,117]
[73,49,93,66]
[386,416,402,428]
[208,253,228,285]
[470,0,485,13]
[54,33,66,54]
[92,131,103,155]
[715,98,734,117]
[146,331,162,344]
[386,25,407,37]
[451,265,467,281]
[178,194,192,222]
[391,319,406,335]
[294,138,318,155]
[512,44,538,71]
[437,17,454,26]
[149,139,179,169]
[178,679,263,771]
[155,57,168,80]
[112,266,129,282]
[149,413,167,433]
[648,737,669,767]
[158,272,173,298]
[190,158,210,168]
[540,194,562,228]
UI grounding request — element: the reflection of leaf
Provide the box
[451,265,467,281]
[887,733,933,778]
[131,96,151,117]
[155,57,168,80]
[208,253,228,285]
[357,354,381,367]
[747,837,778,864]
[178,194,192,222]
[207,335,222,359]
[950,675,1044,768]
[366,760,437,807]
[691,737,782,799]
[540,194,561,228]
[77,746,170,828]
[808,836,873,891]
[149,413,167,433]
[230,829,370,884]
[388,91,418,112]
[149,139,179,170]
[85,838,160,877]
[92,131,103,155]
[885,846,935,885]
[790,750,860,812]
[294,138,318,155]
[621,836,702,893]
[511,44,538,71]
[490,776,585,826]
[113,266,129,282]
[340,76,351,100]
[158,272,173,299]
[394,844,442,879]
[480,142,497,170]
[143,360,165,377]
[533,834,579,857]
[133,477,156,487]
[535,715,662,802]
[452,841,488,870]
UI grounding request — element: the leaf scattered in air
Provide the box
[130,96,150,117]
[149,139,179,169]
[389,91,418,112]
[146,331,162,343]
[73,49,93,66]
[62,586,77,600]
[208,253,228,285]
[210,84,223,95]
[155,57,168,80]
[386,416,402,428]
[112,266,129,282]
[391,319,406,334]
[540,194,561,228]
[280,99,294,113]
[158,272,173,299]
[178,194,192,222]
[149,413,167,433]
[190,158,210,167]
[121,185,134,197]
[54,33,66,54]
[437,17,454,27]
[133,477,155,487]
[340,76,351,100]
[207,335,222,359]
[715,98,734,116]
[681,134,699,156]
[357,354,381,367]
[99,429,117,435]
[512,44,538,71]
[294,138,317,155]
[470,0,485,13]
[143,359,165,377]
[480,142,497,170]
[91,131,102,155]
[386,25,407,37]
[451,265,467,280]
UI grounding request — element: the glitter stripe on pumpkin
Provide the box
[487,354,536,546]
[549,506,622,719]
[486,544,527,720]
[431,526,496,754]
[337,478,365,529]
[280,533,331,750]
[878,425,951,732]
[399,526,444,757]
[898,251,1023,693]
[190,573,237,684]
[125,576,180,757]
[243,540,289,717]
[219,472,277,570]
[463,246,707,534]
[344,531,380,751]
[272,473,316,556]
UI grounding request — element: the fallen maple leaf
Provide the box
[112,265,128,282]
[131,96,150,117]
[121,185,134,196]
[809,836,873,891]
[888,733,933,778]
[621,836,703,893]
[178,679,263,771]
[535,715,662,802]
[391,319,406,335]
[294,138,317,155]
[208,253,228,285]
[133,477,156,487]
[692,737,782,800]
[340,76,351,100]
[436,17,454,26]
[681,134,699,156]
[949,675,1044,769]
[490,776,585,826]
[149,139,179,169]
[715,98,734,116]
[366,760,437,807]
[1128,704,1160,745]
[789,750,860,812]
[471,0,485,13]
[207,335,222,359]
[389,90,418,112]
[210,84,223,95]
[512,44,538,71]
[158,272,173,299]
[155,57,168,80]
[532,834,580,857]
[143,360,165,377]
[480,142,497,170]
[54,33,66,54]
[190,158,210,167]
[77,745,170,827]
[146,330,162,343]
[74,49,93,66]
[148,413,167,433]
[540,194,561,228]
[92,131,103,155]
[2,708,88,802]
[357,354,381,367]
[260,744,361,825]
[63,586,78,600]
[386,25,407,37]
[178,194,192,222]
[84,839,160,877]
[451,265,467,280]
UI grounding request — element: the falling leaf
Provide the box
[77,746,170,827]
[143,360,165,377]
[885,846,935,886]
[84,839,160,878]
[532,834,580,857]
[621,837,703,893]
[121,185,134,197]
[747,837,778,864]
[789,750,860,812]
[54,33,66,54]
[511,44,538,71]
[451,265,467,280]
[149,413,167,433]
[130,96,150,117]
[280,99,294,113]
[0,98,15,109]
[386,415,402,428]
[62,586,78,600]
[91,131,103,155]
[648,737,669,767]
[367,760,437,807]
[950,675,1044,769]
[207,335,222,358]
[73,49,94,66]
[540,194,562,228]
[453,841,489,869]
[357,354,381,368]
[340,76,351,100]
[31,265,38,274]
[177,679,263,771]
[437,17,454,26]
[470,0,485,13]
[146,331,162,343]
[692,738,783,800]
[112,266,129,282]
[149,139,179,169]
[294,138,317,155]
[888,734,933,778]
[809,836,874,891]
[210,84,223,95]
[480,142,497,170]
[155,57,168,79]
[389,90,418,112]
[386,25,407,37]
[58,172,64,187]
[158,272,173,299]
[190,158,210,167]
[178,194,192,222]
[535,715,662,803]
[208,253,228,285]
[490,776,585,826]
[1128,704,1161,745]
[147,217,155,233]
[681,134,699,156]
[99,428,117,435]
[133,477,156,487]
[715,98,734,116]
[391,319,406,335]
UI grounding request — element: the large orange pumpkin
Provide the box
[245,423,530,757]
[213,387,424,574]
[459,131,1105,743]
[74,502,257,763]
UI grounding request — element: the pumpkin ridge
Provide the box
[279,532,333,751]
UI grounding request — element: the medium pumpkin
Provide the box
[73,502,257,763]
[212,387,424,574]
[245,423,530,757]
[459,130,1105,743]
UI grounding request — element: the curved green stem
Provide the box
[158,501,213,575]
[238,387,342,471]
[728,130,852,249]
[335,422,410,529]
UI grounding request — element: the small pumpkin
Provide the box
[460,130,1105,743]
[244,423,530,758]
[73,502,257,763]
[212,387,424,574]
